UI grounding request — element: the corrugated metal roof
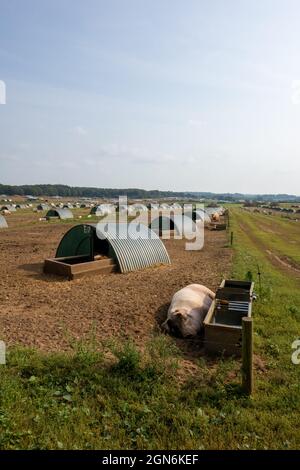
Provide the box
[184,210,211,224]
[1,205,16,212]
[91,204,115,215]
[130,204,148,211]
[37,203,50,211]
[96,222,171,273]
[205,207,224,216]
[46,208,74,220]
[55,223,170,274]
[150,214,197,235]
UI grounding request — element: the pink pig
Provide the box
[162,284,215,337]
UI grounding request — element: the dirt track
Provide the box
[0,213,231,356]
[238,219,300,279]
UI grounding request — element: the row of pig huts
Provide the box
[1,200,225,227]
[43,204,226,280]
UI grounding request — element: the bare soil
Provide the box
[0,212,231,360]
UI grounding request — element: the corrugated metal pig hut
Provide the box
[149,214,196,238]
[46,208,74,220]
[204,279,254,356]
[44,223,171,280]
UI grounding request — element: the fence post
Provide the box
[230,231,234,246]
[242,317,253,395]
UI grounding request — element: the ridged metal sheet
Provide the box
[0,215,8,228]
[96,222,171,273]
[150,214,198,235]
[47,208,74,220]
[205,207,224,216]
[184,210,211,224]
[37,204,50,211]
[172,214,198,235]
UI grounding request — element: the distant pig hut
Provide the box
[0,215,8,229]
[159,203,171,210]
[37,203,50,211]
[170,203,182,210]
[185,209,211,226]
[130,203,148,212]
[90,204,115,216]
[46,208,74,220]
[206,206,225,219]
[149,214,197,238]
[44,222,171,280]
[1,205,16,212]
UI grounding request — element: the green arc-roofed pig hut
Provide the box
[46,208,74,220]
[56,223,170,273]
[44,223,171,279]
[1,205,16,212]
[37,203,50,211]
[149,214,197,237]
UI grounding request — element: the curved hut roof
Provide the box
[46,208,74,220]
[1,205,16,212]
[37,203,50,211]
[149,214,197,236]
[55,223,171,274]
[184,209,211,224]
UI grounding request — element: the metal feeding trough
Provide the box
[204,279,254,356]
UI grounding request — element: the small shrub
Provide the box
[110,340,141,377]
[288,305,300,318]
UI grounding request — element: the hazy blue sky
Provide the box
[0,0,300,193]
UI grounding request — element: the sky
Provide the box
[0,0,300,194]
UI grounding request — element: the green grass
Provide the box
[1,207,300,449]
[237,208,300,265]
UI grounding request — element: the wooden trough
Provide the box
[43,223,171,280]
[204,279,254,356]
[207,222,227,231]
[44,254,116,280]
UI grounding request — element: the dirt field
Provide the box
[0,211,231,357]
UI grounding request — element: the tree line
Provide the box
[0,184,190,199]
[0,184,299,202]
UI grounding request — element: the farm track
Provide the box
[237,217,300,279]
[245,211,300,241]
[0,213,231,366]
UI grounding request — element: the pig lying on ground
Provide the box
[162,284,215,337]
